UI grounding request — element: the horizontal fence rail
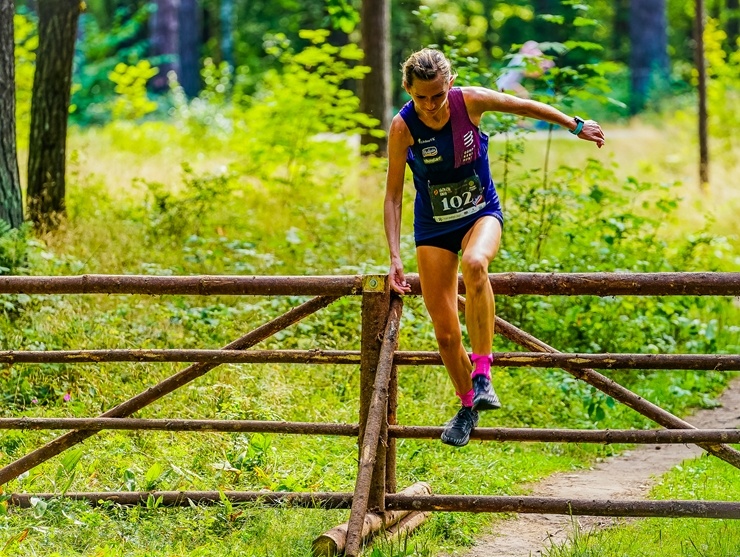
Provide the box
[0,275,364,296]
[2,350,739,370]
[7,491,740,519]
[0,418,359,435]
[1,272,739,296]
[1,418,739,444]
[390,426,740,444]
[9,491,356,509]
[385,495,740,519]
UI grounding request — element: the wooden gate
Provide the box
[1,272,739,556]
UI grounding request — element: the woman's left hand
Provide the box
[579,120,606,148]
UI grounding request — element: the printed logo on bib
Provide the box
[428,175,486,222]
[422,146,438,158]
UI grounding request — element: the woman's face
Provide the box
[405,74,454,117]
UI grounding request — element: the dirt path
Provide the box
[451,378,740,557]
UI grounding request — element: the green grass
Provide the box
[1,110,739,556]
[543,452,740,557]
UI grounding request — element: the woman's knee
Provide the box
[461,252,489,285]
[434,327,462,351]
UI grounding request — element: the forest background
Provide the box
[1,0,740,556]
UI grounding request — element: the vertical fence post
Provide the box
[347,296,402,557]
[386,362,398,495]
[359,274,390,512]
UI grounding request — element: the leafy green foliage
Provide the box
[239,28,382,167]
[13,11,37,148]
[703,19,740,167]
[0,222,35,276]
[108,60,159,120]
[324,0,360,33]
[71,4,152,124]
[134,163,235,244]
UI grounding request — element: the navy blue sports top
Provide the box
[399,88,503,242]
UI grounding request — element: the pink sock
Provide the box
[470,353,493,379]
[457,389,474,408]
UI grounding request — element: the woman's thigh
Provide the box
[416,245,461,334]
[461,216,503,262]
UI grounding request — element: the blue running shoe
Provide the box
[440,406,479,447]
[472,374,501,411]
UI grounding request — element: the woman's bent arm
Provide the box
[384,115,413,294]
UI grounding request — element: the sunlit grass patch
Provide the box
[543,452,740,557]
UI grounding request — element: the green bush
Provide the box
[13,11,37,148]
[71,4,152,125]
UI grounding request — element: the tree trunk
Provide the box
[611,0,630,64]
[220,0,234,70]
[628,0,669,114]
[149,0,180,92]
[179,0,202,98]
[727,0,739,49]
[26,0,81,231]
[359,0,391,155]
[695,0,709,189]
[0,0,24,229]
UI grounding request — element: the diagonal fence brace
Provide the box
[345,296,403,557]
[0,295,340,487]
[457,295,740,470]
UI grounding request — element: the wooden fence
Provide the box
[1,272,739,556]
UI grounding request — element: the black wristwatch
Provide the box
[570,116,585,135]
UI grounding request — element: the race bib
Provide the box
[428,175,487,223]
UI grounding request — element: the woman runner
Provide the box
[384,48,605,446]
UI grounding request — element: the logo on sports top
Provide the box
[418,137,436,144]
[460,130,476,164]
[422,146,438,158]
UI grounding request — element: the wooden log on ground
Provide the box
[312,482,431,556]
[381,511,430,544]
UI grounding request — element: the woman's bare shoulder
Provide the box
[389,113,413,146]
